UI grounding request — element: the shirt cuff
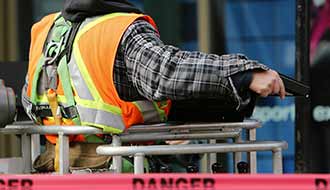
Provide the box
[231,70,253,97]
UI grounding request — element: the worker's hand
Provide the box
[249,70,286,99]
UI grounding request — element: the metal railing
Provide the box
[97,141,288,174]
[0,120,284,174]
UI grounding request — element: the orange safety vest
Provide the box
[25,13,171,144]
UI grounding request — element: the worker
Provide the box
[21,0,286,173]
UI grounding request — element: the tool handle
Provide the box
[279,73,310,98]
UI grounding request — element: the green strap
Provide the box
[57,56,82,125]
[72,117,81,125]
[84,135,104,143]
[30,56,46,105]
[57,56,75,106]
[153,101,167,122]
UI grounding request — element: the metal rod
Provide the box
[200,153,209,173]
[98,141,287,174]
[31,134,40,164]
[209,139,217,173]
[2,125,104,135]
[134,153,145,174]
[2,120,260,135]
[58,132,69,174]
[247,129,257,173]
[233,136,243,173]
[21,134,31,174]
[97,141,288,156]
[273,148,283,174]
[120,131,240,142]
[197,0,211,53]
[112,135,122,173]
[127,120,261,133]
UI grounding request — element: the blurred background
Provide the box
[0,0,328,173]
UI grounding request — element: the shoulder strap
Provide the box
[43,16,82,67]
[50,21,82,65]
[33,16,83,121]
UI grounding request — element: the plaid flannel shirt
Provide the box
[114,20,268,110]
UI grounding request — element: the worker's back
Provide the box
[21,12,170,173]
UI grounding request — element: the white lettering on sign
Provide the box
[252,104,295,123]
[313,106,330,122]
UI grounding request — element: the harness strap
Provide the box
[32,19,83,122]
[50,22,82,66]
[32,105,79,119]
[40,18,83,173]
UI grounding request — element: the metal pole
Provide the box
[200,152,210,173]
[233,136,242,173]
[295,0,311,173]
[273,148,283,174]
[58,132,69,174]
[209,139,217,172]
[197,0,211,53]
[21,134,31,174]
[97,141,287,174]
[31,134,40,165]
[112,135,122,173]
[134,153,145,174]
[247,129,257,173]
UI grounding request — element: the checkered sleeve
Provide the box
[120,20,269,110]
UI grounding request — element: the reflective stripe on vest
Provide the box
[133,101,164,123]
[71,15,125,132]
[70,13,165,132]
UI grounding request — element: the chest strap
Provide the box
[31,105,79,119]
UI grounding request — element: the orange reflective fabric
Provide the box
[27,14,57,97]
[43,118,85,144]
[77,15,156,128]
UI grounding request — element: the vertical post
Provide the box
[209,139,217,172]
[21,134,31,174]
[200,153,209,173]
[31,134,40,165]
[58,132,70,174]
[247,129,257,173]
[0,0,5,59]
[201,139,219,173]
[273,148,283,174]
[233,136,242,173]
[112,135,122,173]
[0,0,18,61]
[197,0,211,53]
[134,153,145,174]
[295,0,311,173]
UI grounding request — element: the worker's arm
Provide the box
[120,20,283,110]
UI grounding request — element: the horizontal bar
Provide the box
[97,141,288,156]
[1,125,104,135]
[1,120,260,135]
[120,131,241,142]
[126,119,261,133]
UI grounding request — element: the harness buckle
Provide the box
[45,37,65,65]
